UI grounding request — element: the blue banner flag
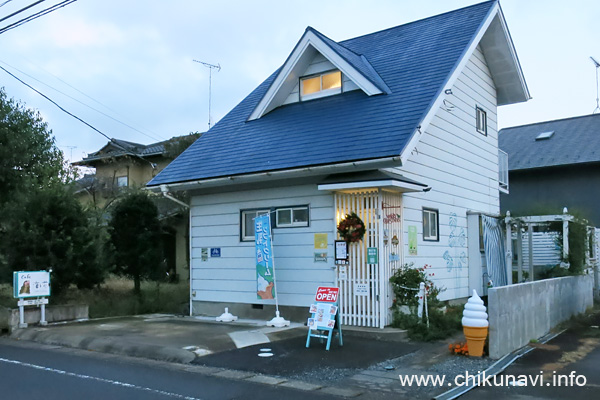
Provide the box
[255,214,275,299]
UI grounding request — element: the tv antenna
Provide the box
[591,56,600,114]
[65,145,77,161]
[193,60,221,129]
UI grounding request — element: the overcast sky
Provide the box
[1,0,599,163]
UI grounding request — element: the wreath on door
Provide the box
[337,212,366,243]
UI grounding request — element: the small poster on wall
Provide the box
[314,233,328,263]
[408,225,418,255]
[314,233,328,249]
[335,240,348,264]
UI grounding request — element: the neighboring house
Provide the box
[499,114,600,225]
[147,1,529,327]
[73,134,200,281]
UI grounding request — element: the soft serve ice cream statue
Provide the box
[462,290,488,356]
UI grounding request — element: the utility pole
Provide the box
[591,56,600,114]
[193,60,221,129]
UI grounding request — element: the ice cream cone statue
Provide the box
[462,290,488,357]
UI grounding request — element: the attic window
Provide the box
[535,131,555,141]
[300,70,342,101]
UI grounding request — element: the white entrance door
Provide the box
[334,190,402,328]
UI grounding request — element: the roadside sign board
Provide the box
[306,286,343,351]
[13,271,50,298]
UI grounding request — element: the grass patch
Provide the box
[0,275,189,319]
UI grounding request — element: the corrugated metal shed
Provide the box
[499,113,600,171]
[148,1,497,187]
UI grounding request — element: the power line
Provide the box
[0,0,16,9]
[0,0,45,24]
[15,54,165,140]
[0,60,166,142]
[0,0,76,35]
[0,64,156,167]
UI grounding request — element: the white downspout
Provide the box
[160,185,189,209]
[159,184,192,316]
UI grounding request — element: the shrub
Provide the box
[390,263,443,309]
[389,263,460,341]
[392,305,463,341]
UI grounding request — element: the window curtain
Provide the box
[482,215,508,287]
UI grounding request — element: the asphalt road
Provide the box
[461,314,600,399]
[0,338,335,400]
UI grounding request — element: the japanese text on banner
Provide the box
[255,214,275,299]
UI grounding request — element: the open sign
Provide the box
[315,287,339,303]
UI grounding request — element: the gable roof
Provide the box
[499,113,600,171]
[149,1,528,189]
[248,26,392,121]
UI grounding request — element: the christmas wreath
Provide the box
[337,212,366,243]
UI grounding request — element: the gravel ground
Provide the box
[355,341,496,398]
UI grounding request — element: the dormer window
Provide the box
[300,70,342,101]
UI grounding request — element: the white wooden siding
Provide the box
[283,52,359,105]
[396,45,499,301]
[516,232,562,268]
[190,184,335,307]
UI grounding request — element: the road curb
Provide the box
[10,328,196,364]
[9,330,367,398]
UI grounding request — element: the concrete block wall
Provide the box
[0,304,88,333]
[488,275,593,359]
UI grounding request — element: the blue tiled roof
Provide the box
[148,1,496,187]
[499,113,600,171]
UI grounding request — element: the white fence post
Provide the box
[505,211,513,285]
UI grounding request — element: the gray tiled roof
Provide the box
[499,113,600,171]
[74,134,200,166]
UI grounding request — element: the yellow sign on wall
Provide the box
[314,233,328,249]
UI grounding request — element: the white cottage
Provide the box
[148,0,530,328]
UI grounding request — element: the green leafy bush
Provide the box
[390,263,442,308]
[390,263,462,341]
[392,306,463,341]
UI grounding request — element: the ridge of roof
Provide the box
[338,0,497,45]
[499,113,600,133]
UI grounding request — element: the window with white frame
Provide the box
[241,209,270,241]
[300,70,342,101]
[241,206,310,241]
[476,106,487,135]
[276,206,309,228]
[423,208,439,241]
